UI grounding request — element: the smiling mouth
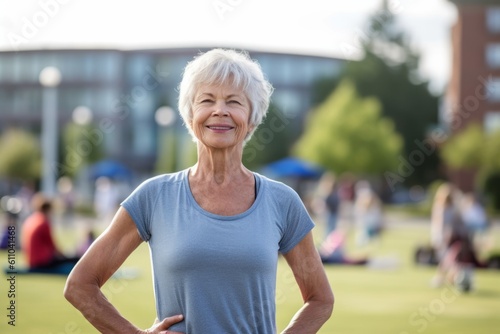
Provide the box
[207,125,234,130]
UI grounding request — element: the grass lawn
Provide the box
[1,219,499,334]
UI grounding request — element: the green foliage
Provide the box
[483,172,500,212]
[243,104,293,169]
[311,76,340,107]
[155,129,178,174]
[440,124,500,176]
[61,123,103,178]
[0,128,41,181]
[313,0,439,185]
[180,140,198,170]
[360,0,420,71]
[483,130,500,173]
[155,128,199,174]
[441,124,500,210]
[440,124,484,169]
[478,130,500,211]
[293,80,403,175]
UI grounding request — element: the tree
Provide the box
[440,124,484,169]
[441,124,500,210]
[155,129,178,174]
[60,123,103,178]
[0,128,41,181]
[293,80,403,175]
[313,0,439,185]
[243,104,293,170]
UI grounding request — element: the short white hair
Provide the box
[178,49,274,142]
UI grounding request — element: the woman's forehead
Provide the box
[195,82,246,97]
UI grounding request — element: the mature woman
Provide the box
[64,49,334,333]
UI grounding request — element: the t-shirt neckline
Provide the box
[182,168,263,221]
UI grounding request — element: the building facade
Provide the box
[0,47,343,175]
[446,0,500,191]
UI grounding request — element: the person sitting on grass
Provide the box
[431,213,485,292]
[319,229,368,265]
[21,193,80,274]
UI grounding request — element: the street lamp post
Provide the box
[39,66,61,197]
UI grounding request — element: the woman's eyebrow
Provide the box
[226,94,244,99]
[197,92,215,98]
[196,93,244,99]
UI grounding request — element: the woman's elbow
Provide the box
[329,293,335,316]
[317,289,334,320]
[63,275,79,305]
[64,271,92,307]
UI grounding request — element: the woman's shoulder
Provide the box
[254,173,300,199]
[131,170,186,194]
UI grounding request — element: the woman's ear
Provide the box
[248,123,255,135]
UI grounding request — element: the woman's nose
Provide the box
[212,101,229,117]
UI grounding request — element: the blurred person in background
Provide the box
[324,176,341,236]
[93,176,119,226]
[431,211,484,292]
[15,181,35,222]
[430,183,458,257]
[337,173,356,223]
[312,172,341,240]
[57,176,76,224]
[460,193,490,244]
[354,180,384,246]
[64,48,333,334]
[21,193,81,273]
[319,228,369,265]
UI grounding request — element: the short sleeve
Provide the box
[121,177,162,242]
[278,188,315,254]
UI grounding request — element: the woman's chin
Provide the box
[199,138,241,150]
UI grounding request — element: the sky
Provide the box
[0,0,457,94]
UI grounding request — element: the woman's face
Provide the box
[191,82,253,149]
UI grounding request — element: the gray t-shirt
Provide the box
[121,169,314,333]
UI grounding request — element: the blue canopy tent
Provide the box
[261,157,324,179]
[261,157,324,199]
[88,160,133,180]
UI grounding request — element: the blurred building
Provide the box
[0,47,343,175]
[446,0,500,191]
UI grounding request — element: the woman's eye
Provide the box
[201,99,213,103]
[228,100,241,105]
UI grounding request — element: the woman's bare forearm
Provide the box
[64,207,146,333]
[281,299,333,334]
[64,280,143,334]
[282,233,334,334]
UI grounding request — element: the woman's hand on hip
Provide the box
[142,314,184,334]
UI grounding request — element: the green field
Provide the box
[1,220,499,334]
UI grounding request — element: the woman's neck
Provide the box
[191,144,250,184]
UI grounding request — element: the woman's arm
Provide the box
[282,232,334,334]
[64,207,182,334]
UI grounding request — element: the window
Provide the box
[0,54,13,82]
[100,52,121,82]
[13,88,39,114]
[156,56,186,85]
[486,7,500,33]
[486,44,500,68]
[0,89,13,112]
[484,112,500,133]
[486,77,500,102]
[127,54,152,83]
[272,89,305,118]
